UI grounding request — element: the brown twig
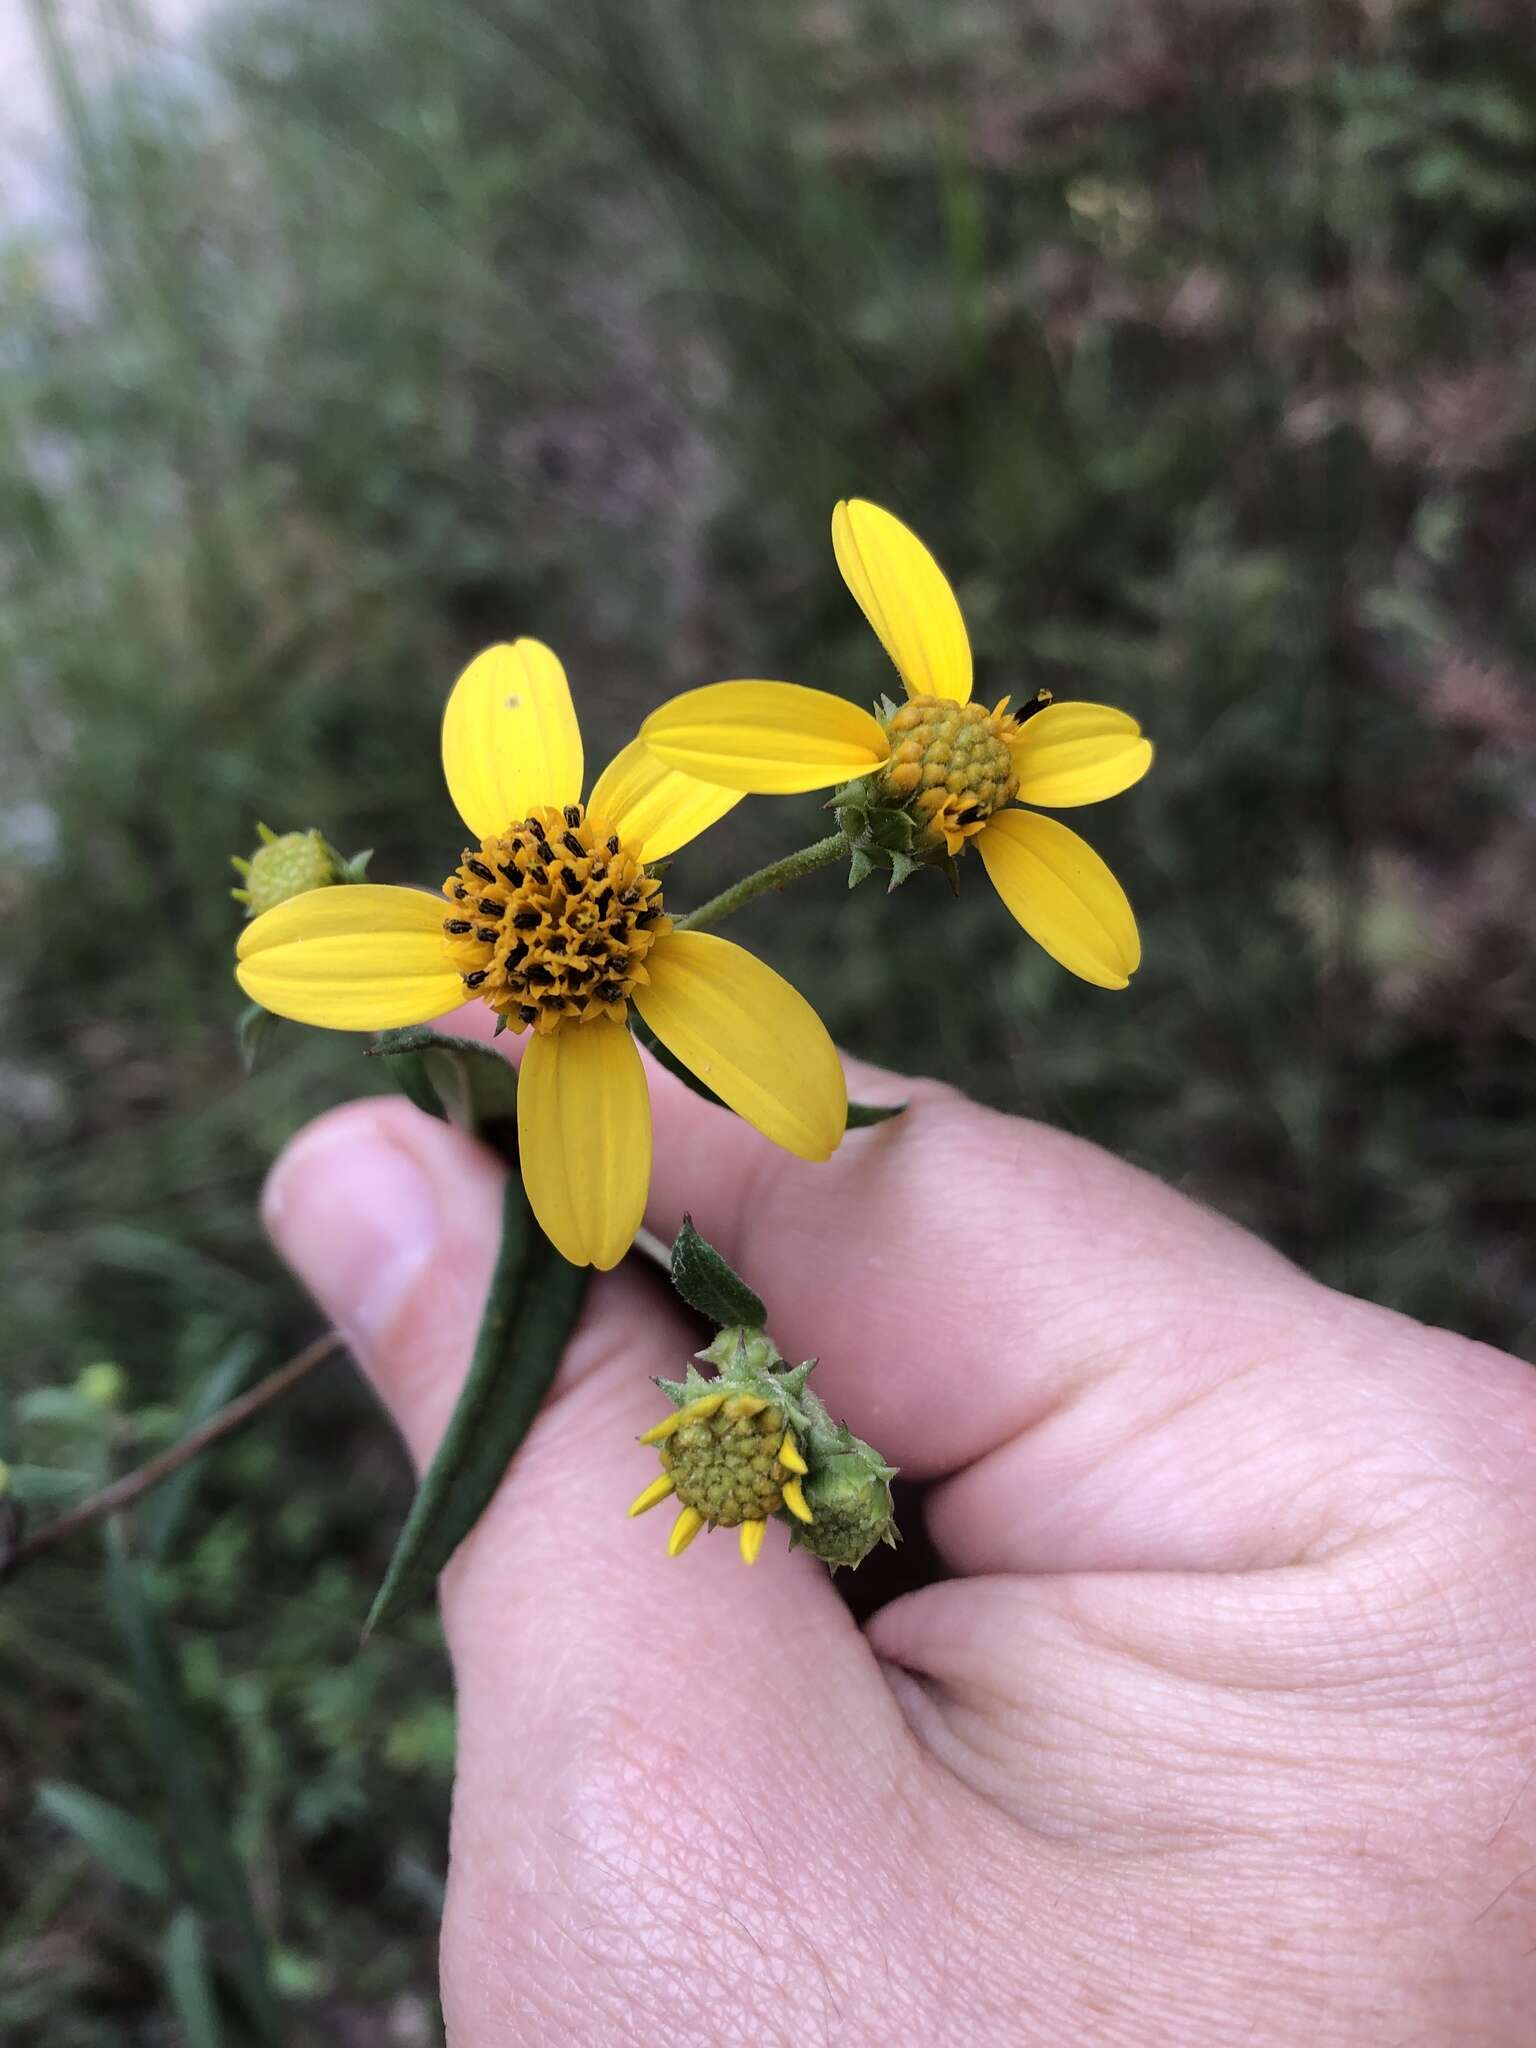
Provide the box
[0,1331,343,1582]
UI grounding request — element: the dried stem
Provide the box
[0,1330,342,1582]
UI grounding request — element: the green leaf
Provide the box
[7,1463,97,1505]
[365,1174,589,1634]
[106,1539,279,2041]
[886,849,918,890]
[37,1782,171,1898]
[140,1335,262,1561]
[847,847,874,889]
[845,1099,906,1128]
[237,1002,278,1075]
[162,1909,226,2048]
[668,1215,767,1329]
[368,1027,518,1147]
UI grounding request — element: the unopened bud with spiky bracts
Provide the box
[230,823,372,919]
[789,1444,899,1571]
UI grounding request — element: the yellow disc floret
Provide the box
[878,693,1022,856]
[441,803,670,1033]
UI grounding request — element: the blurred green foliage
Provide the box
[2,0,1534,2036]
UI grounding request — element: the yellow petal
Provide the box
[641,681,888,795]
[634,932,846,1160]
[1011,702,1153,809]
[585,736,743,859]
[777,1432,808,1476]
[780,1478,814,1524]
[668,1506,705,1557]
[832,498,973,703]
[739,1519,767,1565]
[627,1474,676,1518]
[234,885,462,1030]
[978,810,1141,990]
[440,640,584,839]
[516,1017,651,1270]
[637,1391,726,1445]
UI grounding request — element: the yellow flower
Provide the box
[641,499,1153,989]
[236,641,848,1268]
[628,1388,814,1566]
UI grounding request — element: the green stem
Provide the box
[677,833,847,934]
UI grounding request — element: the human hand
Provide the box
[263,1030,1536,2045]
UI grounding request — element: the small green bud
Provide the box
[0,1459,11,1500]
[789,1446,899,1571]
[230,824,340,918]
[78,1361,125,1409]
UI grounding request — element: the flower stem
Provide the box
[677,833,847,934]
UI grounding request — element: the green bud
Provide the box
[78,1361,125,1409]
[0,1459,11,1500]
[230,824,340,918]
[789,1445,899,1571]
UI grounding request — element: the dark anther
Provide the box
[498,862,520,884]
[475,926,499,943]
[955,804,981,824]
[595,979,623,1003]
[1016,689,1054,724]
[561,831,585,858]
[528,818,549,843]
[526,965,554,987]
[618,888,641,908]
[505,939,528,968]
[453,883,468,900]
[635,910,661,927]
[464,970,488,989]
[467,858,494,883]
[518,1004,539,1024]
[565,963,591,983]
[563,805,582,828]
[512,910,542,930]
[588,862,606,883]
[478,898,502,917]
[595,888,613,915]
[444,918,472,935]
[560,864,580,892]
[528,863,549,885]
[606,834,621,856]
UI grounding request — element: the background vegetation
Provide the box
[2,0,1533,2037]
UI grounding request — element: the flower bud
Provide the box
[790,1446,899,1571]
[78,1361,125,1410]
[230,824,340,918]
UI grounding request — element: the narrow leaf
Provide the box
[37,1782,171,1898]
[365,1175,588,1634]
[141,1335,262,1561]
[669,1215,767,1329]
[106,1540,278,2041]
[845,1099,907,1128]
[368,1027,518,1144]
[7,1464,97,1505]
[237,1003,278,1075]
[162,1909,226,2048]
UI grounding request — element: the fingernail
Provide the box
[263,1111,440,1350]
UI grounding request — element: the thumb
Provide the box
[262,1099,915,2020]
